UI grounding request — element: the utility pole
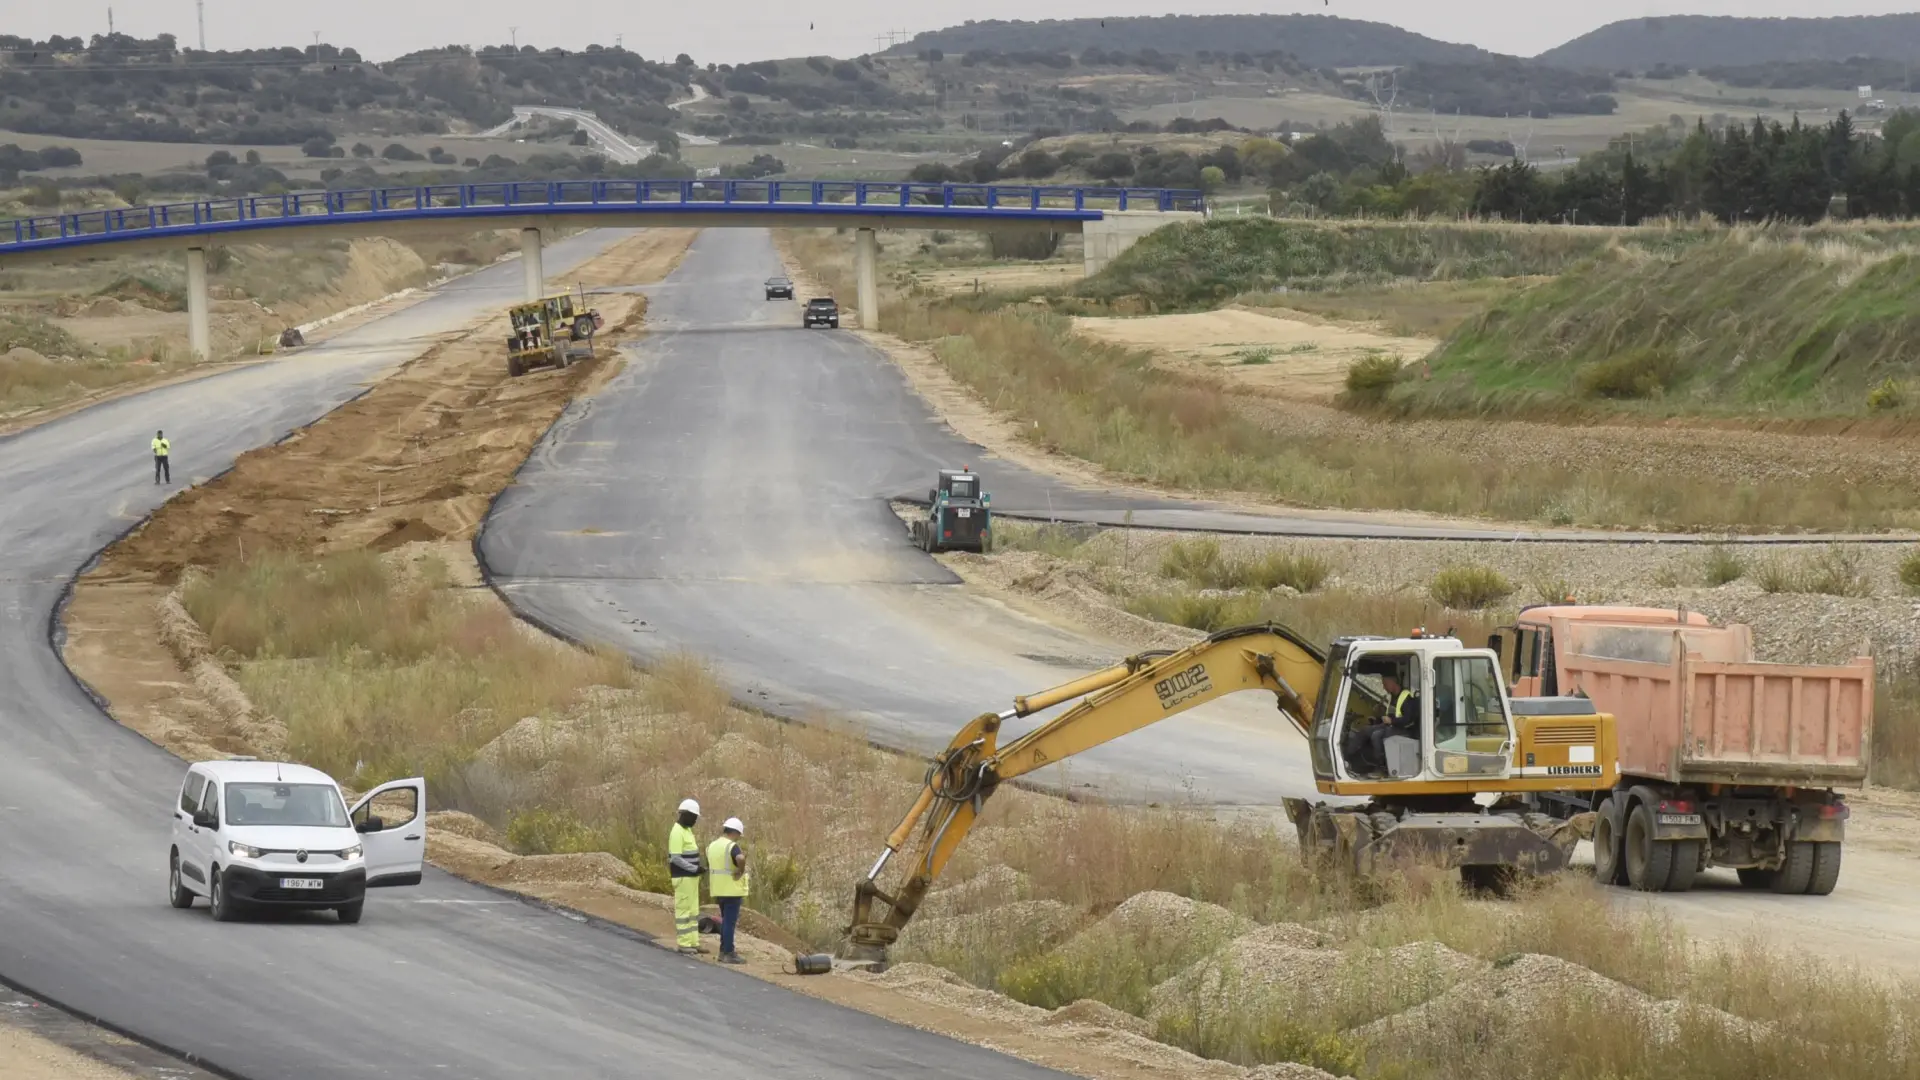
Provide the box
[509,26,519,49]
[196,0,205,50]
[107,7,113,34]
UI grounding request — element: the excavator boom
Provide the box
[842,623,1609,964]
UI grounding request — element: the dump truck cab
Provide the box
[909,468,991,554]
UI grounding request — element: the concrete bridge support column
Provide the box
[855,227,879,331]
[185,246,211,362]
[520,227,544,300]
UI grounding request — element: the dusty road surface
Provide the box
[2,228,1082,1080]
[482,227,1920,975]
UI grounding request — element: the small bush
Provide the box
[1756,556,1801,594]
[1241,549,1333,593]
[1430,565,1514,609]
[1159,538,1227,584]
[507,807,601,855]
[1901,548,1920,595]
[1529,570,1573,604]
[1701,544,1745,586]
[1574,347,1679,400]
[1343,353,1403,405]
[1124,590,1266,631]
[1868,377,1906,414]
[1805,545,1871,598]
[1237,346,1276,365]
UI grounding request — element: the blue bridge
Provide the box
[0,178,1206,358]
[0,179,1205,258]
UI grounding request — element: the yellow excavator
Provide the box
[843,623,1619,965]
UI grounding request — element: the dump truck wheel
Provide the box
[1736,866,1776,889]
[1663,840,1702,893]
[1804,842,1843,896]
[1770,840,1817,894]
[1592,797,1627,886]
[1624,803,1677,892]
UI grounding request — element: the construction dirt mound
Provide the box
[1044,998,1154,1038]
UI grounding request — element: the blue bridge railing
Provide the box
[0,179,1206,254]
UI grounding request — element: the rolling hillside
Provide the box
[1538,14,1920,71]
[893,15,1494,67]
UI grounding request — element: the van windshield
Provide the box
[225,783,350,828]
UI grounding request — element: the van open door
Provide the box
[349,778,426,888]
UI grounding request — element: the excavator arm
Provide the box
[843,624,1331,962]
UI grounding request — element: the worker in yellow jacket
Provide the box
[151,430,170,485]
[705,817,750,965]
[667,798,705,954]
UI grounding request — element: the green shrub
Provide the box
[1343,353,1403,405]
[1756,557,1802,594]
[1159,538,1227,584]
[1237,346,1275,365]
[1805,545,1871,598]
[1701,545,1745,586]
[1124,590,1266,631]
[1575,347,1680,399]
[1901,548,1920,595]
[507,807,601,855]
[1430,565,1514,609]
[1868,377,1906,413]
[1242,549,1333,593]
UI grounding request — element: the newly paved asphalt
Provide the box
[482,229,1421,806]
[0,231,1078,1080]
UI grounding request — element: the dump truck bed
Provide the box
[1550,619,1872,788]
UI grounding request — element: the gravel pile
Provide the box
[1099,890,1249,941]
[897,899,1083,960]
[917,864,1033,919]
[1352,953,1769,1046]
[849,963,1052,1025]
[1149,932,1486,1027]
[1043,998,1154,1037]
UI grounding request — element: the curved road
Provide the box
[481,228,1920,970]
[0,231,1077,1080]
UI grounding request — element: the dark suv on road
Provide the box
[803,297,839,329]
[765,276,794,300]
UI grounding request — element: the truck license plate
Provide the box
[955,508,971,518]
[280,878,324,890]
[1657,813,1702,826]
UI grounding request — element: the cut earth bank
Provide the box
[48,227,1920,1080]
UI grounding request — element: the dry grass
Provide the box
[787,229,1920,533]
[1755,545,1876,598]
[180,545,1920,1077]
[1428,564,1515,610]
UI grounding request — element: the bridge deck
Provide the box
[0,179,1205,256]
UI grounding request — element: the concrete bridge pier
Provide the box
[521,227,545,300]
[186,246,211,362]
[855,227,879,331]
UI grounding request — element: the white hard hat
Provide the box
[722,817,744,834]
[678,798,700,815]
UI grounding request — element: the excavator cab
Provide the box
[1315,636,1515,787]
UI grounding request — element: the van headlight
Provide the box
[338,844,363,861]
[228,841,265,859]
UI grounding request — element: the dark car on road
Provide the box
[803,297,839,329]
[765,276,794,300]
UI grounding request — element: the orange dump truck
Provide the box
[1491,605,1872,897]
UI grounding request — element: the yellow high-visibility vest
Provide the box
[152,438,170,455]
[668,823,701,878]
[706,836,749,898]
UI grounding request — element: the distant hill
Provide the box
[895,15,1494,67]
[1537,14,1920,71]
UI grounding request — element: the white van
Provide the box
[169,759,425,923]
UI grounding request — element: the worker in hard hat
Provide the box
[667,798,705,954]
[705,817,750,965]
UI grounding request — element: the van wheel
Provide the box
[336,901,365,925]
[209,869,239,922]
[168,852,194,909]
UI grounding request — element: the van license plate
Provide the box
[280,878,324,890]
[955,508,971,518]
[1657,813,1702,826]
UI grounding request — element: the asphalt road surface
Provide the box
[481,228,1920,973]
[0,230,1078,1080]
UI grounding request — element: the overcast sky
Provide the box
[19,1,1920,65]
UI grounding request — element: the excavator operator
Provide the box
[1344,664,1420,777]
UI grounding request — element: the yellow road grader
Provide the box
[506,289,603,378]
